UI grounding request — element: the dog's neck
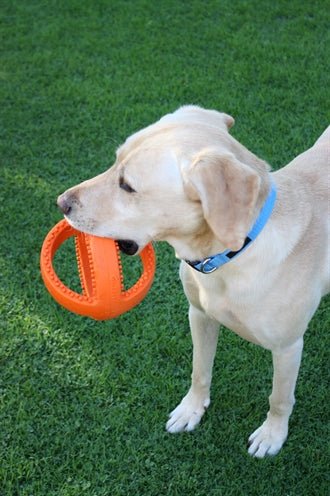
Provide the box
[166,182,277,272]
[184,183,277,273]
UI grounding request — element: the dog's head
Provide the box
[58,106,269,260]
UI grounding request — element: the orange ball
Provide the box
[40,219,156,320]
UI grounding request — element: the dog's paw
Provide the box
[247,417,288,458]
[166,390,210,434]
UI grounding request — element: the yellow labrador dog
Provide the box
[58,106,329,458]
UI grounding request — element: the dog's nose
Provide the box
[57,193,73,215]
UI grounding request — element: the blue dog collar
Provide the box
[186,182,277,274]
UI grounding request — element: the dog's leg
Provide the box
[166,305,219,433]
[248,338,304,458]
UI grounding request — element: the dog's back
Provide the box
[273,126,330,296]
[279,126,329,195]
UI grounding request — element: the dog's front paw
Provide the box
[247,416,288,458]
[166,390,210,434]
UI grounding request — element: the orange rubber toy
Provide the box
[40,219,156,320]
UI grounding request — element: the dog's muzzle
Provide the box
[117,240,139,256]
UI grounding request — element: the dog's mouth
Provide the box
[117,240,139,256]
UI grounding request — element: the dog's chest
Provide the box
[199,283,263,345]
[184,268,264,345]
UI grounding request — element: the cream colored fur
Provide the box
[58,106,330,457]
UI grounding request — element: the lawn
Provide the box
[1,0,329,495]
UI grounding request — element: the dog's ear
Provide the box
[223,113,235,130]
[186,149,261,251]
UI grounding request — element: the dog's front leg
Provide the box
[166,305,219,433]
[248,338,304,458]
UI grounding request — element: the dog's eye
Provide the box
[119,176,136,193]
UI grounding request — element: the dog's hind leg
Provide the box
[248,338,304,458]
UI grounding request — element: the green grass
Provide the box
[1,0,329,494]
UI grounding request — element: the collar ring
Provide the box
[201,258,217,274]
